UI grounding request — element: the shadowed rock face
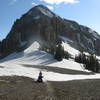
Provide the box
[0,5,100,58]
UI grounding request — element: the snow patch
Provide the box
[48,59,86,71]
[62,42,79,57]
[34,16,40,19]
[60,36,73,43]
[38,7,54,18]
[24,41,40,53]
[59,36,79,57]
[0,41,100,81]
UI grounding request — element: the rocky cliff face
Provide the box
[0,5,100,58]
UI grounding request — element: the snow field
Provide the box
[0,41,100,81]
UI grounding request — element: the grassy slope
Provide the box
[0,76,100,100]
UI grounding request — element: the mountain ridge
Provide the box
[0,5,100,58]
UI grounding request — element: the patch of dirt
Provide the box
[0,76,100,100]
[0,66,4,68]
[23,64,94,75]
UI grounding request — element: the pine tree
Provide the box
[55,43,64,61]
[75,53,100,72]
[75,53,87,64]
[95,59,99,73]
[64,51,70,59]
[84,54,100,73]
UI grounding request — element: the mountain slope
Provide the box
[0,41,100,81]
[0,5,100,58]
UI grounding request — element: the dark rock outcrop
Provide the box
[0,5,100,58]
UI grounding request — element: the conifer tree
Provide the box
[84,54,100,73]
[55,43,64,61]
[64,51,70,59]
[75,53,100,72]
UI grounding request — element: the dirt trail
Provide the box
[44,81,56,100]
[0,76,100,100]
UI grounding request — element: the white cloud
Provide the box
[32,2,38,6]
[40,0,79,5]
[46,5,54,10]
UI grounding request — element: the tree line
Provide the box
[39,42,100,73]
[75,53,100,73]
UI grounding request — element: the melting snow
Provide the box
[0,41,100,81]
[60,36,73,43]
[60,36,79,57]
[62,42,79,57]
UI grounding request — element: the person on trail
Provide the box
[37,71,43,83]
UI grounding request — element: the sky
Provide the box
[0,0,100,40]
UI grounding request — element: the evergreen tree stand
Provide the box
[37,71,43,83]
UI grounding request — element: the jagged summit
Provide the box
[0,5,100,58]
[27,5,55,18]
[30,5,50,10]
[33,5,52,11]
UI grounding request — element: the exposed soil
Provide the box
[23,64,94,75]
[0,76,100,100]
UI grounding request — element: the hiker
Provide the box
[37,71,43,83]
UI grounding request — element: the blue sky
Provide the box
[0,0,100,40]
